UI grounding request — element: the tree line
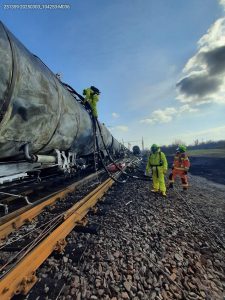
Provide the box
[160,139,225,155]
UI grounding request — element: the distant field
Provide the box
[188,148,225,157]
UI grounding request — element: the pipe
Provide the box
[24,143,35,162]
[35,155,56,164]
[24,143,56,164]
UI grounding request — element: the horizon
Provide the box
[130,138,225,150]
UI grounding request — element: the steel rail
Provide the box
[0,171,103,241]
[0,215,62,274]
[0,215,62,250]
[0,174,118,299]
[0,173,73,207]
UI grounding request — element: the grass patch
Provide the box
[188,148,225,158]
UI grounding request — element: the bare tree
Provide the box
[194,139,199,146]
[172,139,186,146]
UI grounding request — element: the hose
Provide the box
[95,119,150,181]
[61,82,84,101]
[52,83,145,182]
[93,118,128,184]
[51,83,147,182]
[23,143,35,162]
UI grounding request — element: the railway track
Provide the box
[0,170,94,217]
[0,170,104,241]
[0,160,134,299]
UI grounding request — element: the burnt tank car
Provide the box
[0,21,125,182]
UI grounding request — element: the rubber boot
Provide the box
[151,189,159,193]
[168,183,173,189]
[161,191,167,197]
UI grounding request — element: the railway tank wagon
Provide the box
[0,21,124,182]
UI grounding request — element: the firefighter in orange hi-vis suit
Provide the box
[168,145,190,191]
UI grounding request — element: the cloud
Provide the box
[178,104,199,113]
[176,15,225,105]
[168,124,225,145]
[219,0,225,10]
[140,105,198,124]
[111,125,129,132]
[182,125,225,140]
[177,70,222,102]
[112,112,120,118]
[140,107,176,124]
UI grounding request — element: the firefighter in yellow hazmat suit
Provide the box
[146,144,168,196]
[83,86,100,118]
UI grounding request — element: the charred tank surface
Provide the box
[0,21,125,181]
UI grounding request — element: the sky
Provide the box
[1,0,225,149]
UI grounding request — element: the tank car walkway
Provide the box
[27,174,225,300]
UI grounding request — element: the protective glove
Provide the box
[163,169,167,175]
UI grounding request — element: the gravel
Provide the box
[26,173,225,300]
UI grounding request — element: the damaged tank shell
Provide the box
[0,21,119,162]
